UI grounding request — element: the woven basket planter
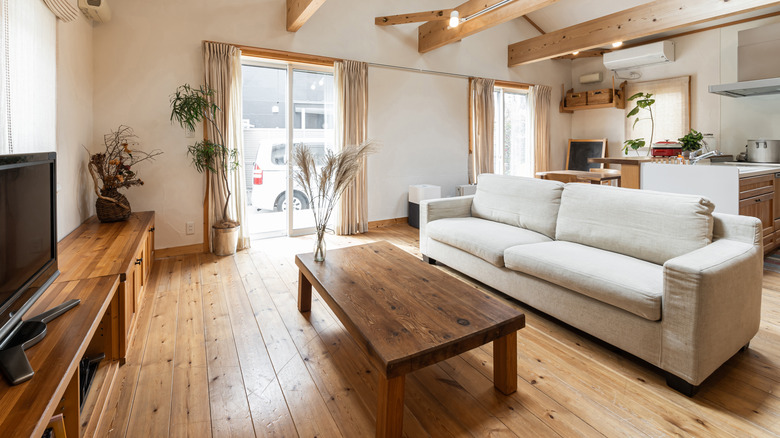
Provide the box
[96,190,131,223]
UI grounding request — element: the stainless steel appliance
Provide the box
[746,139,780,163]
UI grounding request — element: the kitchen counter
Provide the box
[706,161,780,177]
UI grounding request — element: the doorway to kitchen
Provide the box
[241,58,335,239]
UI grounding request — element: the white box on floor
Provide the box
[408,184,441,228]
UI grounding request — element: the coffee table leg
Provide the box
[493,331,517,395]
[298,270,312,313]
[377,374,405,438]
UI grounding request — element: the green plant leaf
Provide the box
[628,92,644,101]
[627,107,640,117]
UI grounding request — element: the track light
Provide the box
[572,51,579,55]
[612,41,623,48]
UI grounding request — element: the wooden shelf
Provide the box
[560,78,627,113]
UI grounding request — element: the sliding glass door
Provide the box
[241,59,334,239]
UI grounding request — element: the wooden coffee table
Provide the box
[295,241,525,438]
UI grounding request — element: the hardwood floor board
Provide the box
[233,251,300,373]
[211,418,256,438]
[402,371,473,437]
[297,332,377,437]
[246,377,298,438]
[437,355,591,438]
[199,252,222,285]
[170,365,212,435]
[100,364,141,438]
[412,364,520,437]
[464,344,649,437]
[513,327,738,437]
[207,366,254,431]
[276,354,344,437]
[169,420,213,438]
[141,287,179,366]
[202,281,241,369]
[175,281,208,368]
[125,361,174,437]
[316,322,431,438]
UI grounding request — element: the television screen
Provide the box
[0,152,58,344]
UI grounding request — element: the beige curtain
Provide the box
[468,78,495,184]
[334,60,369,235]
[530,84,551,173]
[203,42,249,250]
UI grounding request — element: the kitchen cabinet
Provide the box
[739,174,776,253]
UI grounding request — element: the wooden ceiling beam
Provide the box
[522,15,546,34]
[287,0,328,32]
[508,0,780,66]
[376,9,454,26]
[418,0,560,53]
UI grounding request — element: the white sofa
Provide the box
[420,174,763,395]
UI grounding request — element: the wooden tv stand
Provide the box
[0,212,155,438]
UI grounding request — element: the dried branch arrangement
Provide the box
[293,140,375,234]
[87,125,162,202]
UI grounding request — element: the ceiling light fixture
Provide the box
[449,10,459,28]
[572,51,579,55]
[612,41,623,48]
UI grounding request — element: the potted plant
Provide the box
[87,125,162,222]
[622,92,655,156]
[678,129,704,157]
[169,84,240,255]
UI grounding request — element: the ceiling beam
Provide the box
[376,9,454,26]
[522,15,546,34]
[508,0,780,66]
[287,0,327,32]
[418,0,560,53]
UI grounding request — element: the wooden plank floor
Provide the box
[98,224,780,437]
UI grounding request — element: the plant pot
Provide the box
[95,190,131,223]
[213,225,239,256]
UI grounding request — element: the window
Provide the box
[493,87,533,177]
[625,76,690,147]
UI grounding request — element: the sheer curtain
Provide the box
[0,0,56,154]
[469,78,495,183]
[530,84,551,173]
[334,60,369,235]
[203,42,249,250]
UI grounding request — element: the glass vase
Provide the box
[313,226,326,262]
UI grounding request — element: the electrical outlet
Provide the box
[186,221,195,235]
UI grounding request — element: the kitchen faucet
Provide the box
[690,150,720,164]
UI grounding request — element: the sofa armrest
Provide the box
[419,196,474,255]
[661,238,762,385]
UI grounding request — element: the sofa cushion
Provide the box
[504,241,663,321]
[472,174,564,239]
[556,184,714,265]
[427,217,551,267]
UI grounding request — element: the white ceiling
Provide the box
[525,0,652,33]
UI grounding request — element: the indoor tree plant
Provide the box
[678,129,704,157]
[622,92,655,156]
[169,84,240,255]
[293,141,375,262]
[88,125,162,222]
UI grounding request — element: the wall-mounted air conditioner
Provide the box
[603,41,674,71]
[79,0,111,23]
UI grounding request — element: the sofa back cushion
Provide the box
[556,184,715,265]
[472,174,564,239]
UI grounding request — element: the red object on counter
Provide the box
[652,148,682,157]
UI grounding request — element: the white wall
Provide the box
[56,2,94,240]
[91,0,572,249]
[367,67,468,220]
[570,16,780,160]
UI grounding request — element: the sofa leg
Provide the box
[666,374,699,397]
[423,255,437,265]
[740,342,750,353]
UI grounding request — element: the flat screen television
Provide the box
[0,152,59,348]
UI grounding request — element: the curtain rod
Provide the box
[207,41,533,88]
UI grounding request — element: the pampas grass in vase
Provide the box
[293,140,375,261]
